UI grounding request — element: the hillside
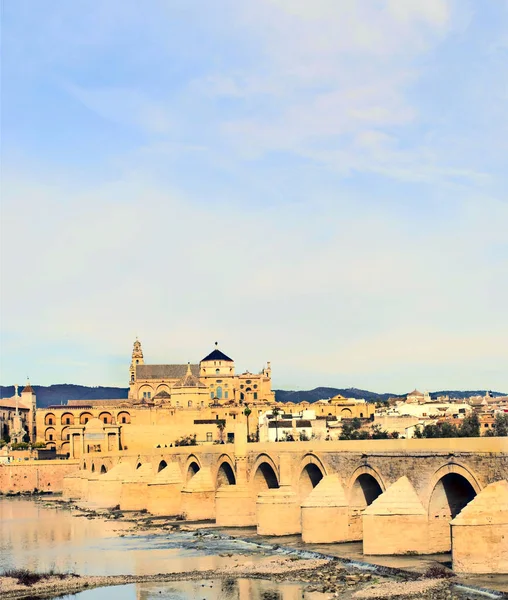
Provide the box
[0,384,504,408]
[0,384,129,408]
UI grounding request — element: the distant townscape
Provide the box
[1,340,507,457]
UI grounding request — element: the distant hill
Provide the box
[274,387,399,404]
[0,384,505,408]
[275,387,507,403]
[0,384,129,408]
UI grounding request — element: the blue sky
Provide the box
[1,0,507,393]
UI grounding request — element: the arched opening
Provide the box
[216,462,236,488]
[428,473,477,553]
[61,427,70,441]
[158,460,167,473]
[99,412,113,424]
[298,463,324,502]
[341,408,352,417]
[187,461,200,482]
[45,427,55,442]
[91,464,96,473]
[136,462,142,469]
[101,465,107,474]
[83,462,87,471]
[117,411,131,424]
[44,413,56,426]
[349,473,383,541]
[216,386,223,399]
[80,412,93,425]
[253,462,279,492]
[61,413,74,426]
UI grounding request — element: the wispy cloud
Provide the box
[1,0,507,391]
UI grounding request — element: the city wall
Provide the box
[0,459,80,494]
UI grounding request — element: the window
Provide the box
[84,418,89,424]
[216,380,222,383]
[206,432,213,442]
[136,359,139,364]
[360,413,363,418]
[210,392,214,399]
[66,418,70,425]
[216,386,223,399]
[215,368,220,374]
[66,434,70,440]
[253,384,258,389]
[48,418,53,425]
[240,385,244,389]
[121,417,126,424]
[103,418,107,424]
[49,434,53,441]
[188,401,192,407]
[253,392,258,400]
[225,391,229,399]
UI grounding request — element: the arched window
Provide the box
[216,386,223,399]
[215,368,220,374]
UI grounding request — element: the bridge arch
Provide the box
[100,465,107,474]
[347,465,386,541]
[185,454,201,483]
[297,453,327,501]
[427,462,481,553]
[250,454,280,492]
[216,454,236,488]
[158,459,168,473]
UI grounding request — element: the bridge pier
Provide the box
[181,467,216,520]
[216,484,257,526]
[87,462,133,508]
[257,486,301,535]
[451,480,508,574]
[363,476,429,555]
[120,463,154,511]
[301,475,349,543]
[146,463,184,516]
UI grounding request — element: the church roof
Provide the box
[136,364,199,380]
[408,389,424,396]
[22,382,34,393]
[201,348,234,362]
[173,365,207,388]
[153,390,171,399]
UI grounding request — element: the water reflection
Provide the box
[60,580,316,600]
[0,499,270,577]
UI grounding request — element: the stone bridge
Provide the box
[64,433,508,573]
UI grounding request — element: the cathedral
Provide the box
[128,339,275,406]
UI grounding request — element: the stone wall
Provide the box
[0,460,80,494]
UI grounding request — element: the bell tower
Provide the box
[129,338,144,398]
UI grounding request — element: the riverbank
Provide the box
[0,561,458,600]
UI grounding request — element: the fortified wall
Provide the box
[0,459,79,494]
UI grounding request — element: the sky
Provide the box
[1,0,507,394]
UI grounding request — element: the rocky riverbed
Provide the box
[1,496,506,600]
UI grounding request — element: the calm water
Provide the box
[59,580,316,600]
[0,498,322,599]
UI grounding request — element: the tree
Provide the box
[271,406,281,442]
[217,420,226,444]
[244,405,252,442]
[486,413,508,437]
[459,413,480,438]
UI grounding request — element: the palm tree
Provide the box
[244,405,252,441]
[271,405,281,442]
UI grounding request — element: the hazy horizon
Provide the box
[1,1,507,393]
